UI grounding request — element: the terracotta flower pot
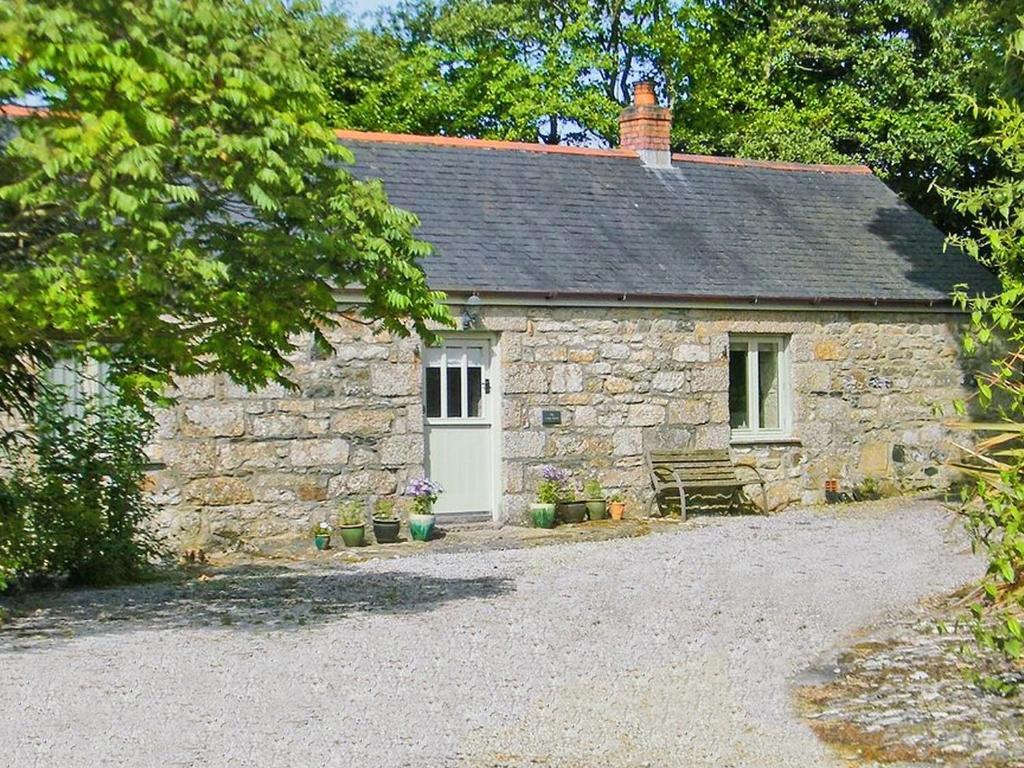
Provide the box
[608,501,625,520]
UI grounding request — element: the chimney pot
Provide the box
[633,81,656,107]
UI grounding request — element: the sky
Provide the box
[334,0,395,23]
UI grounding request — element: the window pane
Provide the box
[467,367,482,417]
[446,365,462,418]
[425,367,441,418]
[729,346,749,429]
[466,346,483,417]
[758,343,780,430]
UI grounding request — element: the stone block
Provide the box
[550,364,583,393]
[172,376,219,400]
[652,371,687,392]
[504,430,546,458]
[379,434,424,466]
[181,404,245,438]
[250,412,311,439]
[604,376,633,394]
[668,399,710,425]
[328,470,397,496]
[217,441,282,471]
[602,343,630,360]
[672,343,710,363]
[330,408,394,437]
[184,477,254,506]
[690,364,728,393]
[370,363,419,396]
[627,403,665,426]
[858,441,891,475]
[613,428,644,456]
[695,422,730,448]
[504,366,548,394]
[289,438,350,467]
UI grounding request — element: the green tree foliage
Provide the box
[312,0,1011,231]
[674,0,1009,230]
[311,0,682,145]
[946,16,1024,686]
[0,385,163,588]
[0,0,452,417]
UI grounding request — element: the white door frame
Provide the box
[422,332,503,522]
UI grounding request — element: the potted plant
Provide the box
[608,492,626,521]
[405,477,442,541]
[372,497,401,543]
[583,477,608,520]
[531,466,563,528]
[551,468,586,524]
[337,500,366,547]
[312,520,332,550]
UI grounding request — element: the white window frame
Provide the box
[423,341,491,426]
[728,335,792,443]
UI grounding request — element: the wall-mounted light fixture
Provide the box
[460,293,483,330]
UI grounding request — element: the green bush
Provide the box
[0,387,163,588]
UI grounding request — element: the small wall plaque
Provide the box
[541,410,562,426]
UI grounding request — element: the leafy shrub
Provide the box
[942,19,1024,689]
[0,387,162,588]
[337,500,364,526]
[372,497,397,520]
[536,465,570,505]
[583,477,604,500]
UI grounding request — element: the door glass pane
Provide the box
[758,343,780,430]
[425,367,442,418]
[729,345,749,429]
[466,347,483,417]
[446,364,462,418]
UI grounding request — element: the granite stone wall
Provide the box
[149,305,971,549]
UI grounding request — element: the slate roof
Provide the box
[343,132,997,305]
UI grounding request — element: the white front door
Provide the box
[423,340,495,517]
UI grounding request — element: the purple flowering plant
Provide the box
[404,477,443,514]
[536,464,573,504]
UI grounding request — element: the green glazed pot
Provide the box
[530,503,556,529]
[586,500,608,521]
[409,512,436,542]
[556,501,587,524]
[372,518,401,544]
[313,534,331,551]
[339,524,365,548]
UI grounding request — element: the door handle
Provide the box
[484,378,491,394]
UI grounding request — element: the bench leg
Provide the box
[679,485,687,521]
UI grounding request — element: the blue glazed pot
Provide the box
[409,512,436,542]
[314,534,331,551]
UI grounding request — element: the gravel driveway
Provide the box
[0,501,981,768]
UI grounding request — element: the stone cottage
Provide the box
[147,84,995,547]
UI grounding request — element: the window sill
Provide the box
[730,434,802,446]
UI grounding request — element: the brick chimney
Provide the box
[619,81,671,168]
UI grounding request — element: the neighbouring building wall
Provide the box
[149,304,971,550]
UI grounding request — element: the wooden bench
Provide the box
[645,449,768,520]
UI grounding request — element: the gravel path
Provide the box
[0,501,982,768]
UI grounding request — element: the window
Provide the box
[728,336,791,441]
[46,357,114,418]
[424,343,487,420]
